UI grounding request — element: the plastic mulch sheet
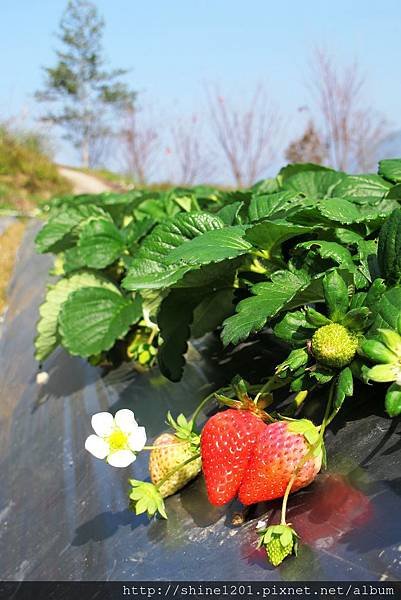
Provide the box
[1,223,401,581]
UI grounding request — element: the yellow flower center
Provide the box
[107,429,128,451]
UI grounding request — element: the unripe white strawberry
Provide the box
[149,433,201,498]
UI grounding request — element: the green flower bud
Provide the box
[377,329,401,355]
[367,364,400,383]
[385,383,401,417]
[361,339,398,364]
[311,323,358,369]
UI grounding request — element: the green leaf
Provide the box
[365,278,386,312]
[246,221,312,254]
[333,367,353,413]
[335,174,391,198]
[371,286,401,331]
[221,271,307,346]
[122,217,155,247]
[35,205,110,253]
[378,208,401,285]
[278,162,333,182]
[78,218,126,268]
[274,310,315,347]
[305,307,331,327]
[35,272,118,362]
[323,270,349,321]
[378,159,401,184]
[122,212,224,290]
[248,191,298,221]
[334,228,364,245]
[276,347,309,374]
[251,178,280,193]
[283,170,345,198]
[59,288,142,357]
[63,247,87,274]
[157,288,200,381]
[386,183,401,200]
[342,307,371,331]
[385,383,401,417]
[296,241,355,273]
[216,201,243,225]
[166,225,252,265]
[318,198,368,224]
[191,288,234,339]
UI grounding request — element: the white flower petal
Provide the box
[36,371,49,385]
[127,426,147,452]
[114,409,138,433]
[107,449,136,468]
[91,412,114,437]
[85,435,109,459]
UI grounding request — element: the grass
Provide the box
[0,220,26,313]
[0,126,72,211]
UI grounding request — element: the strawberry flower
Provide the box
[85,409,146,467]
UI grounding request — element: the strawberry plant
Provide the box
[37,157,401,568]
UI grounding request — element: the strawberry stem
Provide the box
[155,452,201,490]
[280,380,335,526]
[319,380,335,440]
[191,387,232,424]
[254,375,291,404]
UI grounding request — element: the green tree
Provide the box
[36,0,135,167]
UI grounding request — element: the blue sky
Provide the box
[1,0,400,175]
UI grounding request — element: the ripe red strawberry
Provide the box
[238,419,322,505]
[201,409,266,506]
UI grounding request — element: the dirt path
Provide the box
[58,166,114,195]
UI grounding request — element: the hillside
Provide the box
[0,126,71,211]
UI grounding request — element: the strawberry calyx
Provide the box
[166,411,200,450]
[129,479,167,520]
[215,393,275,422]
[284,417,323,459]
[257,524,299,567]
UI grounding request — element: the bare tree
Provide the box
[309,48,388,172]
[169,114,215,185]
[207,86,282,187]
[285,119,327,165]
[120,105,158,184]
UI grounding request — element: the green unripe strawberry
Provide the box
[257,524,298,567]
[311,323,358,368]
[149,433,201,498]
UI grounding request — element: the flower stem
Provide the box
[155,452,201,490]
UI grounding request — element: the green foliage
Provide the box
[59,287,142,357]
[378,208,401,285]
[36,0,135,167]
[34,158,401,418]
